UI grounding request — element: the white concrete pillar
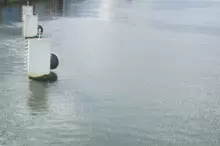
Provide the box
[28,39,51,78]
[23,15,38,38]
[22,5,33,22]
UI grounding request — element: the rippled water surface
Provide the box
[1,0,220,145]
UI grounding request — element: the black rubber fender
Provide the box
[50,53,59,70]
[37,25,43,35]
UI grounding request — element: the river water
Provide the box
[1,0,220,145]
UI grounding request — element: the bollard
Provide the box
[22,5,33,22]
[28,39,51,78]
[23,15,38,38]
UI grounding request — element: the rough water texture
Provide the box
[1,0,220,145]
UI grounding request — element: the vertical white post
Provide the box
[23,15,38,38]
[28,39,51,78]
[22,5,33,22]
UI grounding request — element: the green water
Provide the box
[1,0,220,145]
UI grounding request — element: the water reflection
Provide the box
[61,0,114,19]
[0,0,65,24]
[0,0,122,24]
[27,80,49,115]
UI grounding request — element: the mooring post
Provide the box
[28,39,51,78]
[22,5,33,22]
[23,14,38,38]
